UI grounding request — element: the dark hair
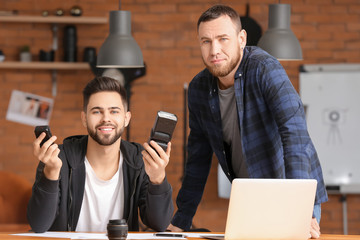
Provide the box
[82,76,128,112]
[197,5,242,32]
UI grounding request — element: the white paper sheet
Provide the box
[12,232,209,239]
[13,232,107,239]
[13,231,222,239]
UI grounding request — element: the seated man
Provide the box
[27,76,174,233]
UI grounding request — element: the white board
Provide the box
[300,64,360,192]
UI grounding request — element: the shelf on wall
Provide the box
[0,61,90,70]
[0,61,92,96]
[0,15,107,24]
[0,15,106,96]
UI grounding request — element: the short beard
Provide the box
[203,46,241,77]
[87,124,124,146]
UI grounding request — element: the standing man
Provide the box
[168,5,327,239]
[28,76,173,233]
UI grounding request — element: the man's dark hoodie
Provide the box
[27,135,174,233]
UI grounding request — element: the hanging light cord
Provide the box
[119,0,121,10]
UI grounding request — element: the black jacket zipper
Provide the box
[67,167,73,231]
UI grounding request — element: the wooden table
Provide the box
[0,233,66,240]
[0,224,31,233]
[0,232,360,240]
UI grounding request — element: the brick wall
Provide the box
[1,0,360,234]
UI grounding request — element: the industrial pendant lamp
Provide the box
[257,3,302,61]
[97,0,144,68]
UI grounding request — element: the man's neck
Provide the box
[86,137,121,181]
[217,61,241,90]
[218,75,235,90]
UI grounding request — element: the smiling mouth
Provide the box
[98,126,114,133]
[211,59,224,64]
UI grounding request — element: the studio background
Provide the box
[0,0,359,234]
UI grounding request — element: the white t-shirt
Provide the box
[75,151,124,232]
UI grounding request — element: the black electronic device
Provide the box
[154,233,187,238]
[34,125,52,147]
[148,111,177,152]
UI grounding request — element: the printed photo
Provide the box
[6,90,54,126]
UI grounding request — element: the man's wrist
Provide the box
[149,174,165,185]
[43,166,61,180]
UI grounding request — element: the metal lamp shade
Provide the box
[97,11,144,68]
[257,4,302,61]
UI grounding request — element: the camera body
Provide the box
[148,111,177,152]
[34,125,52,147]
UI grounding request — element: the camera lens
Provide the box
[107,219,128,240]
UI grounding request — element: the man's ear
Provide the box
[239,29,247,49]
[125,111,131,127]
[81,111,87,128]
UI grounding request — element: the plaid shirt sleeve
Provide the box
[171,71,217,231]
[237,48,327,205]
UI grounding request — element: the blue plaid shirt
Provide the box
[172,46,328,230]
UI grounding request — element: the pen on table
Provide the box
[154,233,187,238]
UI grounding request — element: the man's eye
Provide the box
[111,110,120,114]
[201,39,210,44]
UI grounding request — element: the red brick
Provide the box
[348,22,360,31]
[304,49,333,59]
[334,50,360,60]
[133,13,160,23]
[122,4,148,13]
[161,13,195,23]
[304,0,333,4]
[317,41,345,50]
[349,5,360,14]
[318,23,346,32]
[178,4,207,13]
[147,38,176,48]
[149,4,177,13]
[320,5,348,14]
[293,5,320,14]
[303,31,332,41]
[334,32,360,41]
[334,0,360,3]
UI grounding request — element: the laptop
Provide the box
[201,178,317,240]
